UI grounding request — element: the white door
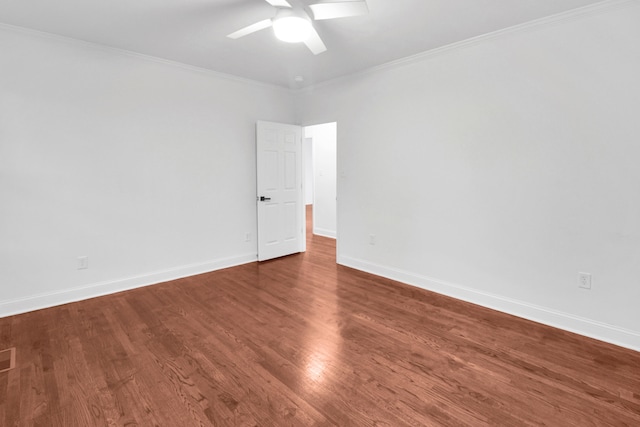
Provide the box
[256,121,305,261]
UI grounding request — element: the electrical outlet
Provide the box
[369,234,376,245]
[578,272,591,290]
[245,232,251,242]
[77,256,88,270]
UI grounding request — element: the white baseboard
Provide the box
[338,255,640,352]
[313,227,337,239]
[0,253,257,318]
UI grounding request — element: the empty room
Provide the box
[1,0,639,425]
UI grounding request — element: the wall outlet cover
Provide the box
[578,272,592,290]
[77,256,89,270]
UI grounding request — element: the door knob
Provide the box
[259,196,271,201]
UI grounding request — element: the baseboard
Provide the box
[313,227,337,239]
[0,253,257,318]
[338,255,640,352]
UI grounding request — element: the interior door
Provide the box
[256,121,305,261]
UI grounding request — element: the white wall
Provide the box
[0,25,295,316]
[303,137,314,205]
[305,123,337,238]
[297,2,640,351]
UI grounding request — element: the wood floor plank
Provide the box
[1,205,639,426]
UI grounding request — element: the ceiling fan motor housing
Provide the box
[273,8,313,43]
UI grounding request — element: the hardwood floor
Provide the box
[1,206,639,426]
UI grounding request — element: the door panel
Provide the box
[257,121,304,261]
[264,151,279,190]
[284,152,296,189]
[284,202,297,240]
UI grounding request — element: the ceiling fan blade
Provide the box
[227,19,273,39]
[304,26,327,55]
[264,0,292,7]
[309,1,368,20]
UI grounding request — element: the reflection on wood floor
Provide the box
[1,205,639,425]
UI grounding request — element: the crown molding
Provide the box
[2,0,636,95]
[296,0,638,94]
[0,22,296,94]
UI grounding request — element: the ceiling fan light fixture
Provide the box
[273,16,313,43]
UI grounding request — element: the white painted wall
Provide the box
[303,137,314,205]
[305,123,337,238]
[0,25,295,316]
[297,2,640,350]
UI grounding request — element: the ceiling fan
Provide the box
[227,0,369,55]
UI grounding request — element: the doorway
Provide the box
[303,122,337,239]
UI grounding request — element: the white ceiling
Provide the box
[0,0,604,88]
